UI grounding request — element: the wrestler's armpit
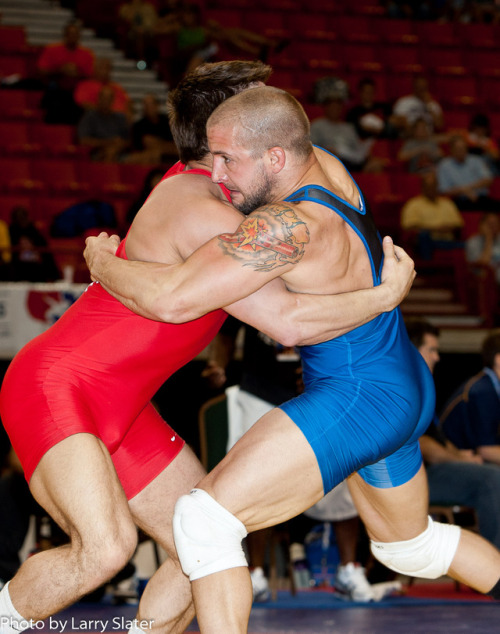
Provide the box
[217,203,310,272]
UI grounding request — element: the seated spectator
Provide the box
[392,75,444,137]
[164,3,287,85]
[401,171,464,259]
[406,318,500,553]
[126,94,177,164]
[118,0,159,67]
[77,86,131,162]
[74,57,133,120]
[8,206,60,282]
[310,78,385,173]
[37,20,94,124]
[463,113,499,177]
[0,219,11,265]
[440,329,500,465]
[304,481,401,601]
[465,211,500,284]
[346,77,398,140]
[437,134,497,211]
[397,117,447,175]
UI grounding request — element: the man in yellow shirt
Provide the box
[400,171,464,259]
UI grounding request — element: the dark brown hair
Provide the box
[167,60,272,164]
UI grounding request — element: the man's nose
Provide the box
[211,161,226,184]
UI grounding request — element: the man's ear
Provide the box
[267,146,286,173]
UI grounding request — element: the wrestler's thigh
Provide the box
[29,433,134,538]
[199,408,324,533]
[129,444,206,557]
[347,465,430,543]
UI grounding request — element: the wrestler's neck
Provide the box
[185,154,212,172]
[275,150,359,210]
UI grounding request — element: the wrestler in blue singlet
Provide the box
[279,180,435,494]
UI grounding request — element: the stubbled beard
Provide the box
[234,170,274,215]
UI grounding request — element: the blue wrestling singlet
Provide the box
[279,179,435,493]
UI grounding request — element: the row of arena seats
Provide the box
[0,157,492,239]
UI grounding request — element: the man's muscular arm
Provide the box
[85,207,415,345]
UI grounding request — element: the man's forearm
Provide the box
[92,250,176,321]
[225,283,398,347]
[478,445,500,464]
[87,233,414,341]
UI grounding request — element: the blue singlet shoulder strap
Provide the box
[285,184,383,283]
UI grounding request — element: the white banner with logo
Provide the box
[0,282,87,359]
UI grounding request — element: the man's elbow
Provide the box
[151,291,200,324]
[275,315,305,348]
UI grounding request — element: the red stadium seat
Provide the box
[0,89,43,121]
[243,11,292,40]
[334,15,381,44]
[431,76,479,109]
[467,50,500,78]
[380,46,423,75]
[296,41,343,71]
[204,9,243,29]
[0,121,41,156]
[414,22,457,47]
[455,23,496,49]
[341,44,383,73]
[443,110,471,132]
[288,13,336,42]
[0,26,31,54]
[0,56,28,78]
[33,158,90,196]
[29,123,84,158]
[81,162,136,198]
[0,158,44,194]
[419,47,466,76]
[376,19,419,46]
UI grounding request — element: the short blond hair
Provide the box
[207,86,312,160]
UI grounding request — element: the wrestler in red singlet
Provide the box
[0,164,229,499]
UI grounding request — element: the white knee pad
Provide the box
[173,488,248,581]
[370,516,461,579]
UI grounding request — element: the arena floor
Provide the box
[34,581,497,634]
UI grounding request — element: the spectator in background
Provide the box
[118,0,159,67]
[440,329,500,465]
[37,20,94,124]
[437,134,497,211]
[466,211,500,284]
[303,481,402,601]
[310,78,385,173]
[0,219,11,269]
[74,57,133,121]
[346,77,398,140]
[406,318,500,554]
[463,113,499,177]
[77,86,131,162]
[401,171,464,259]
[126,94,177,165]
[392,75,444,137]
[8,206,60,282]
[162,4,288,85]
[397,117,447,175]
